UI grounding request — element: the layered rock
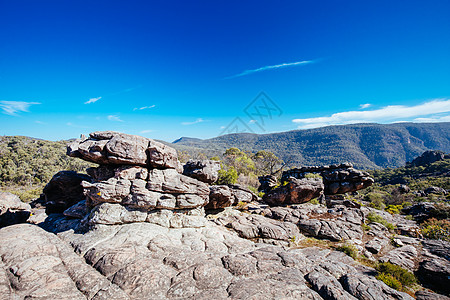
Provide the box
[2,220,415,300]
[408,150,446,167]
[65,132,212,228]
[282,164,374,195]
[37,171,92,213]
[0,192,31,228]
[263,177,324,206]
[183,159,221,184]
[68,131,181,170]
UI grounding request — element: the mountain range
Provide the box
[171,122,450,169]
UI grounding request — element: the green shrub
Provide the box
[304,173,322,179]
[336,243,358,260]
[361,223,371,231]
[216,167,238,185]
[309,198,320,205]
[376,273,403,290]
[385,205,401,215]
[421,218,450,241]
[365,192,386,210]
[366,212,395,231]
[376,262,416,288]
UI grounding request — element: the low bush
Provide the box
[365,192,387,210]
[366,212,395,231]
[336,243,358,260]
[376,272,403,290]
[421,218,450,241]
[376,262,416,289]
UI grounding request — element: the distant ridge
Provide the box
[171,122,450,169]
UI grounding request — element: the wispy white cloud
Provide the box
[359,103,371,109]
[85,97,101,104]
[181,118,206,126]
[292,98,450,129]
[140,129,154,134]
[35,120,46,124]
[0,101,41,115]
[248,119,257,124]
[133,105,156,111]
[108,115,124,122]
[225,59,316,79]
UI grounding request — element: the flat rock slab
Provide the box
[68,131,180,170]
[0,221,417,300]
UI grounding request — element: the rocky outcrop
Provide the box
[37,171,92,213]
[282,164,374,195]
[63,132,212,228]
[205,185,234,210]
[183,159,221,184]
[263,177,324,206]
[0,224,128,299]
[258,175,278,193]
[1,220,416,300]
[409,150,446,167]
[68,131,181,170]
[0,192,31,228]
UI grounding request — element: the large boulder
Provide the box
[263,178,324,206]
[282,164,374,195]
[409,150,445,167]
[0,192,31,228]
[39,171,91,214]
[183,160,221,184]
[205,185,235,210]
[82,166,210,211]
[68,131,181,170]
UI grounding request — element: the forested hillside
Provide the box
[172,122,450,169]
[0,136,92,200]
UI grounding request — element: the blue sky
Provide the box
[1,0,449,142]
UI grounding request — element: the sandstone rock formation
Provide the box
[409,150,446,167]
[1,131,447,299]
[263,177,324,206]
[183,159,221,184]
[68,131,181,170]
[0,192,31,228]
[282,164,374,195]
[37,170,92,213]
[1,219,415,300]
[65,132,213,227]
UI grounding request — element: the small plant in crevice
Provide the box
[375,262,416,291]
[366,212,395,231]
[336,243,358,260]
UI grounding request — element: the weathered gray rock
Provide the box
[365,237,389,254]
[258,175,278,193]
[409,150,445,167]
[63,200,88,219]
[306,268,358,300]
[340,273,414,300]
[0,192,31,228]
[214,211,301,244]
[422,239,450,260]
[228,184,258,203]
[380,245,418,271]
[263,177,324,206]
[0,224,129,300]
[206,185,234,210]
[68,131,180,170]
[37,170,91,213]
[183,159,221,184]
[415,290,450,300]
[282,165,374,195]
[417,253,450,295]
[82,168,209,212]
